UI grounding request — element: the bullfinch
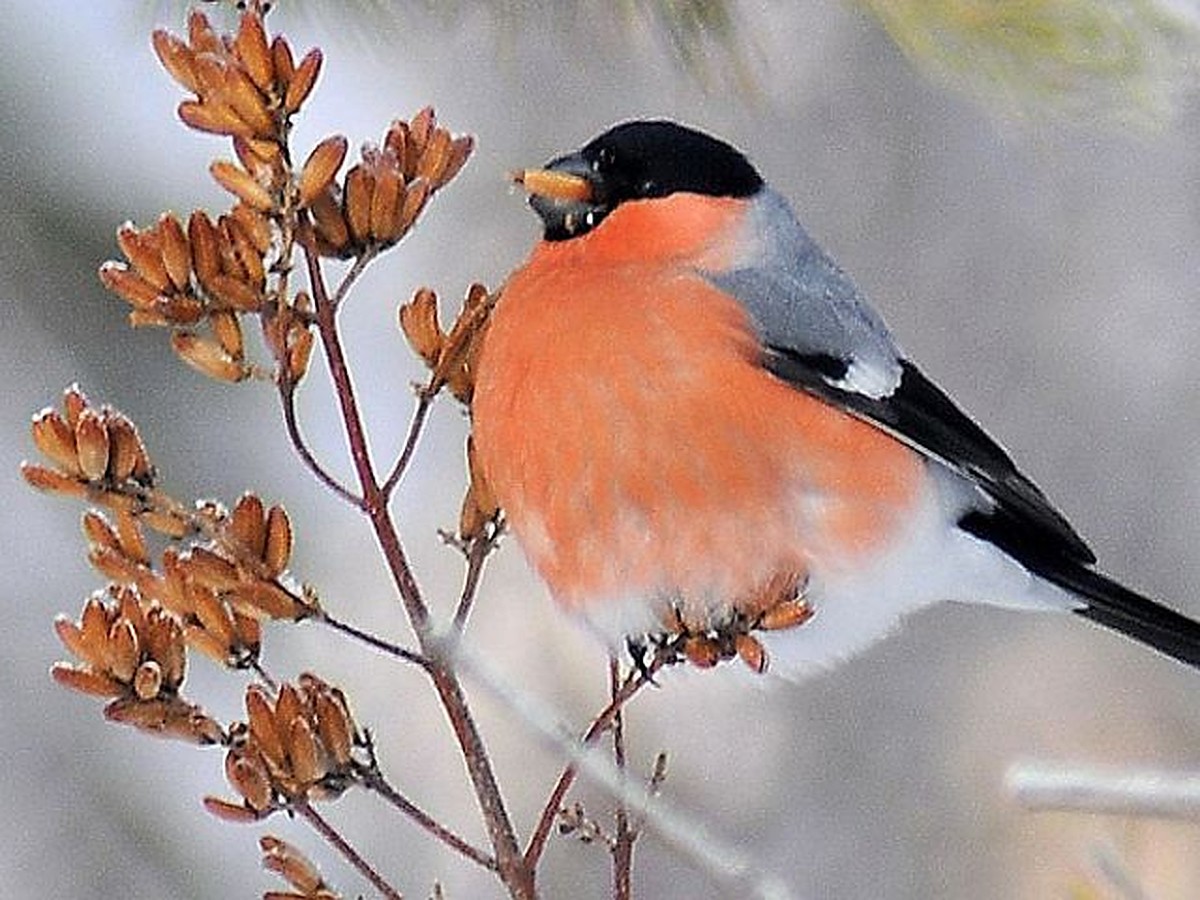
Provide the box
[471,119,1200,677]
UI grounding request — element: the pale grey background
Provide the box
[4,2,1200,898]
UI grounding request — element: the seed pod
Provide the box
[287,717,326,787]
[51,663,125,698]
[263,505,292,577]
[133,660,163,700]
[157,213,193,292]
[735,634,768,674]
[178,99,257,139]
[682,635,720,669]
[246,685,287,770]
[758,599,814,632]
[151,29,201,93]
[233,12,274,92]
[204,796,262,823]
[284,48,322,113]
[211,160,275,212]
[31,409,82,475]
[270,35,295,86]
[99,262,164,310]
[342,165,374,245]
[172,332,247,382]
[117,223,171,292]
[74,408,111,481]
[398,288,444,367]
[228,753,274,812]
[298,135,348,208]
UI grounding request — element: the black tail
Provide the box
[961,510,1200,669]
[1052,564,1200,669]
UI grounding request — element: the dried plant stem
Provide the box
[610,658,636,900]
[295,800,403,900]
[357,765,499,871]
[279,381,363,507]
[299,232,534,899]
[381,388,434,498]
[524,649,670,869]
[316,608,430,670]
[330,247,379,310]
[452,529,500,631]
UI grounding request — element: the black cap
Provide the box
[531,120,763,241]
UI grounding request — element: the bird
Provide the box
[470,119,1200,678]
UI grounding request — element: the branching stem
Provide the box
[357,763,499,872]
[316,608,431,670]
[279,381,363,507]
[295,800,403,900]
[610,657,636,900]
[381,388,435,499]
[298,227,534,899]
[524,647,672,869]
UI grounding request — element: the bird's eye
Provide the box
[639,179,656,195]
[595,147,616,170]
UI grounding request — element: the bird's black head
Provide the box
[517,120,764,241]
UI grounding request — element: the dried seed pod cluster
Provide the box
[398,282,494,403]
[99,207,276,382]
[23,385,156,501]
[52,584,224,745]
[28,386,307,672]
[459,435,500,541]
[662,571,814,675]
[154,10,321,144]
[308,108,474,257]
[260,836,341,900]
[205,674,359,822]
[99,7,472,394]
[84,497,305,668]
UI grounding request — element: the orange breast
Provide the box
[472,197,925,617]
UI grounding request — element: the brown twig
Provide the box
[315,608,431,670]
[294,800,404,900]
[279,381,363,507]
[298,227,534,899]
[524,647,672,869]
[330,246,379,310]
[452,527,501,631]
[609,657,638,900]
[381,388,435,499]
[357,763,499,872]
[610,658,636,900]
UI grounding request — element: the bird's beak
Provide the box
[510,168,594,203]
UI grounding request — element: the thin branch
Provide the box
[610,657,635,900]
[452,528,500,632]
[279,381,363,507]
[453,642,797,900]
[295,800,403,900]
[357,764,499,872]
[381,388,435,499]
[298,228,532,898]
[316,608,431,670]
[247,658,278,692]
[524,647,671,869]
[1007,761,1200,821]
[330,247,379,310]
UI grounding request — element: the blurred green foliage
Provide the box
[857,0,1200,123]
[149,0,1200,123]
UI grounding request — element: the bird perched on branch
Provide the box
[471,119,1200,677]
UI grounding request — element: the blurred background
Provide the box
[4,1,1200,897]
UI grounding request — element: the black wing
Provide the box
[764,346,1200,668]
[763,346,1095,564]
